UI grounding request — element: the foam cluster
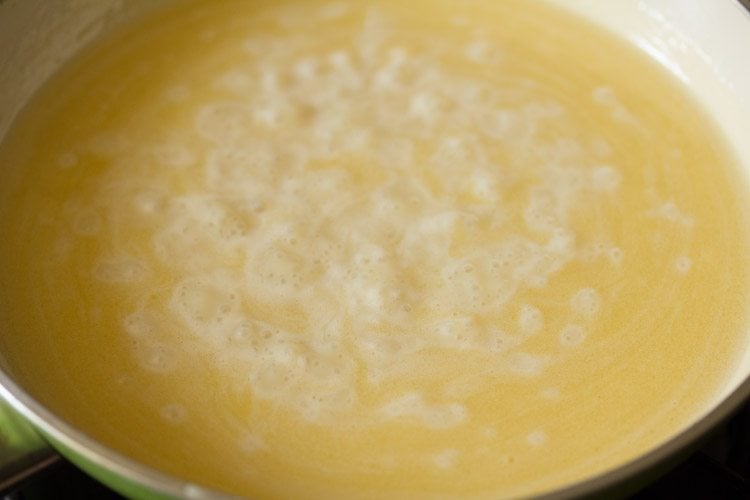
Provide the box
[69,4,662,424]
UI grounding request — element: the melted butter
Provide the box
[1,0,750,498]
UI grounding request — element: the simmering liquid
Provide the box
[1,0,749,497]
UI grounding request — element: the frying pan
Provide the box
[0,0,749,498]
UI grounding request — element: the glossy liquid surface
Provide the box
[1,1,749,498]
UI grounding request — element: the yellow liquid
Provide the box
[1,0,749,498]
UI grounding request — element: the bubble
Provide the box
[215,70,253,93]
[239,434,267,454]
[591,165,621,191]
[518,304,543,335]
[153,143,196,168]
[480,109,516,139]
[468,172,497,202]
[674,255,692,275]
[433,449,459,469]
[608,247,624,265]
[409,92,439,122]
[433,317,476,349]
[465,40,490,63]
[592,86,641,124]
[204,144,277,190]
[170,275,240,336]
[73,5,638,427]
[540,387,561,400]
[380,392,467,428]
[160,404,187,423]
[253,106,279,128]
[431,136,472,169]
[649,201,694,228]
[136,342,177,374]
[506,352,547,377]
[122,310,154,337]
[318,2,349,20]
[526,430,548,447]
[591,85,615,104]
[328,50,352,69]
[570,287,601,317]
[293,57,318,80]
[93,256,149,283]
[133,190,165,215]
[488,330,522,353]
[559,324,586,347]
[195,102,254,144]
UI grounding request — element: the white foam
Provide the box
[540,387,561,400]
[93,256,149,283]
[479,109,516,139]
[433,449,459,469]
[293,57,318,80]
[169,274,241,337]
[195,103,254,145]
[122,310,154,338]
[559,324,586,347]
[465,40,491,63]
[518,304,543,336]
[135,342,177,374]
[153,143,196,168]
[570,287,601,317]
[160,404,187,423]
[214,70,254,93]
[608,246,624,265]
[506,352,547,377]
[590,165,622,191]
[674,255,693,275]
[84,6,633,423]
[380,392,467,428]
[649,201,694,228]
[318,2,349,20]
[526,430,548,447]
[133,190,165,215]
[468,171,497,202]
[409,92,440,122]
[591,85,639,125]
[239,434,267,455]
[488,330,522,353]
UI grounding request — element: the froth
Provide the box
[380,393,467,428]
[526,430,548,447]
[83,3,628,427]
[559,324,586,347]
[674,255,692,275]
[570,288,601,317]
[433,449,459,469]
[93,256,149,283]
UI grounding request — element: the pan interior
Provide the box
[1,0,750,498]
